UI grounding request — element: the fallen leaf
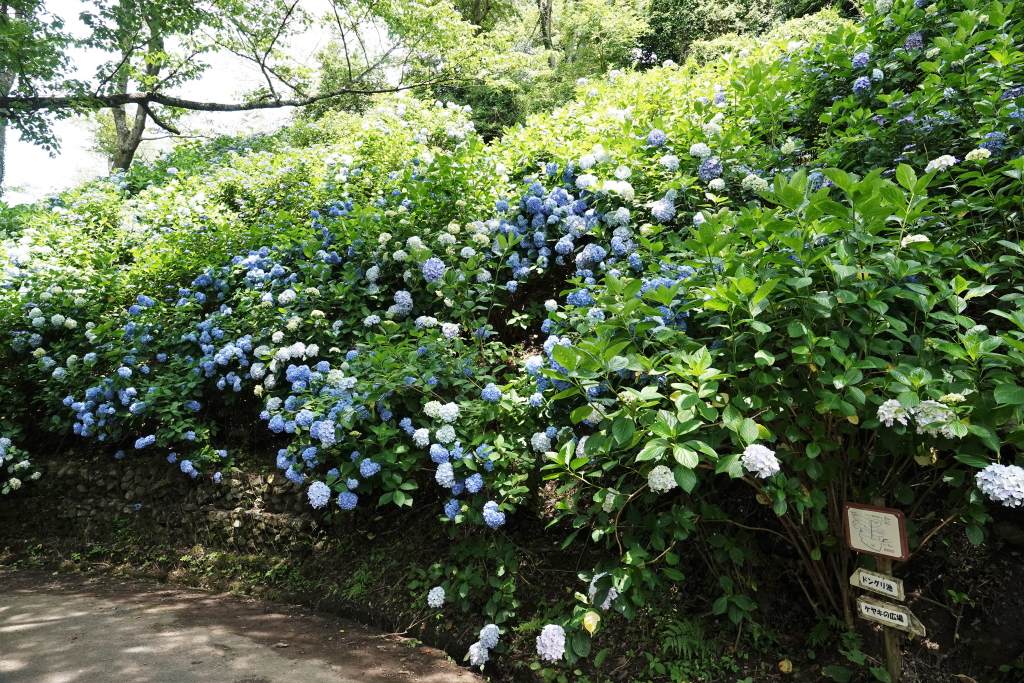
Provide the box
[779,659,793,674]
[583,611,601,634]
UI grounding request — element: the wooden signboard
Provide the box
[849,567,905,601]
[844,502,909,562]
[857,597,926,637]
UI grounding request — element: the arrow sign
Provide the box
[850,568,905,601]
[857,597,926,636]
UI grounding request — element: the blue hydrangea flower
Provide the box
[481,383,502,402]
[436,462,455,488]
[307,481,331,508]
[117,367,132,378]
[421,257,447,283]
[338,491,358,510]
[697,158,722,181]
[213,472,223,484]
[482,501,505,528]
[529,392,544,407]
[647,129,667,147]
[430,444,450,464]
[444,498,461,519]
[466,473,484,493]
[180,460,198,478]
[904,31,925,51]
[852,52,870,68]
[135,435,155,449]
[853,76,871,95]
[359,459,381,477]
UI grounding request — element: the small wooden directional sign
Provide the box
[850,567,905,601]
[857,597,926,636]
[844,502,909,562]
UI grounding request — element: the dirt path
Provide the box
[0,569,480,683]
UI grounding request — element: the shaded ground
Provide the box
[0,569,481,683]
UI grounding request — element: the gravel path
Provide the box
[0,569,479,683]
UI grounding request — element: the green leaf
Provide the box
[871,666,893,683]
[611,417,635,446]
[954,454,990,469]
[965,523,984,546]
[715,454,744,478]
[822,665,852,683]
[994,383,1024,405]
[636,439,670,462]
[895,164,917,191]
[674,466,697,492]
[739,418,759,444]
[552,344,578,371]
[673,446,698,468]
[570,630,591,658]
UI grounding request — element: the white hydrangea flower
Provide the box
[467,642,488,666]
[741,444,781,478]
[901,234,930,247]
[965,148,991,161]
[689,143,712,159]
[271,331,284,343]
[436,425,456,444]
[588,572,619,610]
[531,432,551,453]
[536,624,565,662]
[438,233,456,246]
[427,586,445,608]
[437,403,460,423]
[392,249,408,262]
[614,165,632,180]
[648,464,678,493]
[781,138,798,154]
[479,624,499,649]
[50,314,66,326]
[702,122,722,136]
[912,400,958,438]
[378,232,392,244]
[925,155,957,173]
[709,178,726,191]
[424,401,443,419]
[602,488,619,513]
[366,266,380,282]
[877,399,910,427]
[413,428,431,448]
[742,174,769,193]
[976,463,1024,507]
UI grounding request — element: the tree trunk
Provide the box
[110,103,148,171]
[537,0,556,67]
[109,3,165,172]
[0,68,15,189]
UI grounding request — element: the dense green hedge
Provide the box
[3,0,1024,676]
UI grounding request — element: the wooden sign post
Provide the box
[844,500,921,683]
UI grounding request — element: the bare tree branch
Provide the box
[139,101,180,135]
[0,76,468,116]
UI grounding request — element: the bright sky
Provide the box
[3,0,335,205]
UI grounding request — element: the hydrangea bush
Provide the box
[2,0,1024,673]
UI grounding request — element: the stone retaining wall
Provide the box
[1,451,320,555]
